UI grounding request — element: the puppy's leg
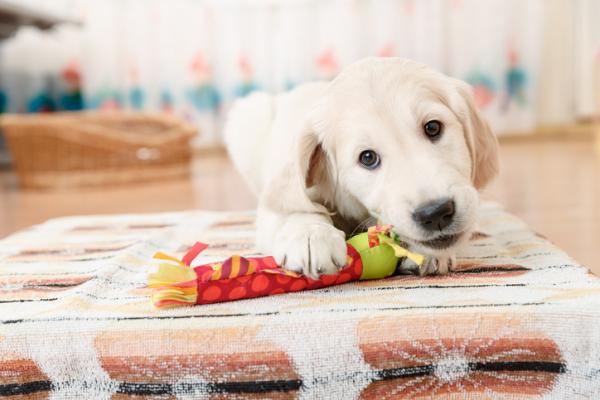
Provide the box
[257,207,347,279]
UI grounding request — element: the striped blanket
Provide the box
[1,202,599,399]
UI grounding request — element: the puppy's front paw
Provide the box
[273,222,347,279]
[419,256,456,276]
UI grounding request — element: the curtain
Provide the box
[0,0,598,145]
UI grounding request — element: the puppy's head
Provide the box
[288,58,499,256]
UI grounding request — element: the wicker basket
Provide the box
[1,112,197,189]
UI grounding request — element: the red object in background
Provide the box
[61,61,81,84]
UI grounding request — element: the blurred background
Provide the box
[0,0,599,269]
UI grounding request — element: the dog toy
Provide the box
[148,225,425,308]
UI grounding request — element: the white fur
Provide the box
[225,58,498,278]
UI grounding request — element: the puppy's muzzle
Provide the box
[412,198,455,231]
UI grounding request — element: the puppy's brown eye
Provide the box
[358,150,380,169]
[424,120,443,140]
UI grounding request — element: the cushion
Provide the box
[1,202,599,399]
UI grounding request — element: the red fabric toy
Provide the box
[148,226,425,308]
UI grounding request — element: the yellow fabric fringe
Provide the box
[148,254,198,307]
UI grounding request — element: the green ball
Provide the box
[346,232,399,280]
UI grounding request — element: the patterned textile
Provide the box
[1,202,600,399]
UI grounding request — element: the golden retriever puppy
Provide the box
[225,57,498,278]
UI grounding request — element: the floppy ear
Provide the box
[454,81,500,189]
[261,122,334,215]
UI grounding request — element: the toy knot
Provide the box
[367,224,425,266]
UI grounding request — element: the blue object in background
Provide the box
[59,91,84,111]
[0,90,7,114]
[187,83,221,112]
[129,87,145,110]
[466,70,496,109]
[233,81,259,98]
[285,80,297,91]
[506,66,527,107]
[160,90,174,111]
[503,49,528,111]
[88,88,124,110]
[28,92,56,113]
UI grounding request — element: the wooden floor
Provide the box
[1,135,599,273]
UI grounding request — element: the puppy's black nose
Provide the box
[412,198,455,231]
